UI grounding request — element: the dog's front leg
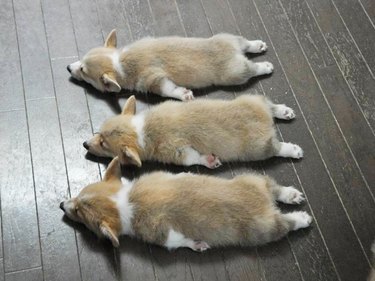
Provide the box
[178,146,222,169]
[159,78,194,101]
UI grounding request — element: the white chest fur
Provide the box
[131,112,146,149]
[110,51,125,79]
[111,179,135,236]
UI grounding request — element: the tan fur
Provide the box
[84,95,301,167]
[61,158,311,249]
[68,30,273,100]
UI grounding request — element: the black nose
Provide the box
[67,65,71,73]
[60,202,65,211]
[83,141,89,150]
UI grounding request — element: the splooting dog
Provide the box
[67,30,274,101]
[60,157,312,249]
[83,95,303,168]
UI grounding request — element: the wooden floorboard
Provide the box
[305,0,375,131]
[0,0,374,280]
[330,0,375,74]
[0,110,41,272]
[359,0,375,25]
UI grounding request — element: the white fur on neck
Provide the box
[110,51,125,79]
[111,179,135,235]
[131,112,146,149]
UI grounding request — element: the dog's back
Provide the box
[144,95,276,161]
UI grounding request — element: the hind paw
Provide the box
[191,240,210,252]
[247,40,268,53]
[278,186,305,204]
[274,104,296,120]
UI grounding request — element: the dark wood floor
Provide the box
[0,0,374,280]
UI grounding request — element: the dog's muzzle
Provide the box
[83,141,89,150]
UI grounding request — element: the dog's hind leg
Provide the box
[239,38,268,53]
[159,78,194,101]
[251,61,274,76]
[252,211,312,245]
[213,34,267,53]
[180,147,222,169]
[222,56,274,85]
[145,73,194,101]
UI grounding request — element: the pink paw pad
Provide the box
[205,154,222,169]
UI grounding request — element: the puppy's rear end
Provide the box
[129,172,311,250]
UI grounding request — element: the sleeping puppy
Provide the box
[83,95,303,168]
[60,157,312,249]
[67,29,274,101]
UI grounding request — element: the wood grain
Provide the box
[0,110,41,272]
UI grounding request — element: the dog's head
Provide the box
[83,96,143,167]
[60,157,123,247]
[67,29,122,93]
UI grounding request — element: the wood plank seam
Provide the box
[0,108,24,114]
[303,0,375,137]
[357,0,375,29]
[251,0,372,268]
[173,0,188,36]
[50,56,79,61]
[10,0,44,276]
[4,265,42,275]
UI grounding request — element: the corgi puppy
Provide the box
[83,95,303,168]
[60,157,312,250]
[67,29,274,101]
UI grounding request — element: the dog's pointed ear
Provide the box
[100,222,120,247]
[102,73,121,93]
[104,29,117,48]
[119,146,142,167]
[103,157,122,182]
[121,95,136,115]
